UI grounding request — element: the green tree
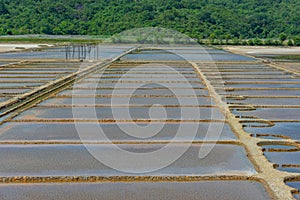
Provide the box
[264,39,273,46]
[294,36,300,46]
[254,38,263,45]
[279,33,287,44]
[287,39,294,46]
[0,0,299,39]
[225,34,232,44]
[209,33,216,44]
[0,1,9,15]
[232,37,240,45]
[273,40,281,46]
[247,39,254,46]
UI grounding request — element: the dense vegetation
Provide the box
[0,0,299,44]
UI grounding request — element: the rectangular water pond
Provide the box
[214,68,276,72]
[69,82,205,88]
[0,181,270,200]
[0,122,236,141]
[0,82,43,87]
[209,75,295,79]
[16,62,81,68]
[244,122,300,140]
[0,47,70,59]
[58,88,209,96]
[225,83,300,89]
[104,68,195,72]
[122,53,255,61]
[228,97,300,106]
[215,64,268,68]
[15,107,224,120]
[0,78,55,81]
[101,72,196,75]
[222,89,300,96]
[70,80,205,87]
[0,74,59,78]
[0,88,30,94]
[223,78,300,82]
[233,108,300,120]
[0,69,76,73]
[40,96,214,106]
[0,62,11,66]
[83,77,201,82]
[0,97,8,103]
[0,144,255,176]
[263,151,300,173]
[92,73,199,78]
[206,71,286,75]
[81,80,203,86]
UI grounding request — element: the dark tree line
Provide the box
[0,0,299,43]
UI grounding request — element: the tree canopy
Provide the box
[0,0,299,39]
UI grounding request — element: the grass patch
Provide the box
[267,55,300,61]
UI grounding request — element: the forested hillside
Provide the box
[0,0,299,40]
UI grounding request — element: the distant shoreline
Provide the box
[220,45,300,56]
[0,44,54,53]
